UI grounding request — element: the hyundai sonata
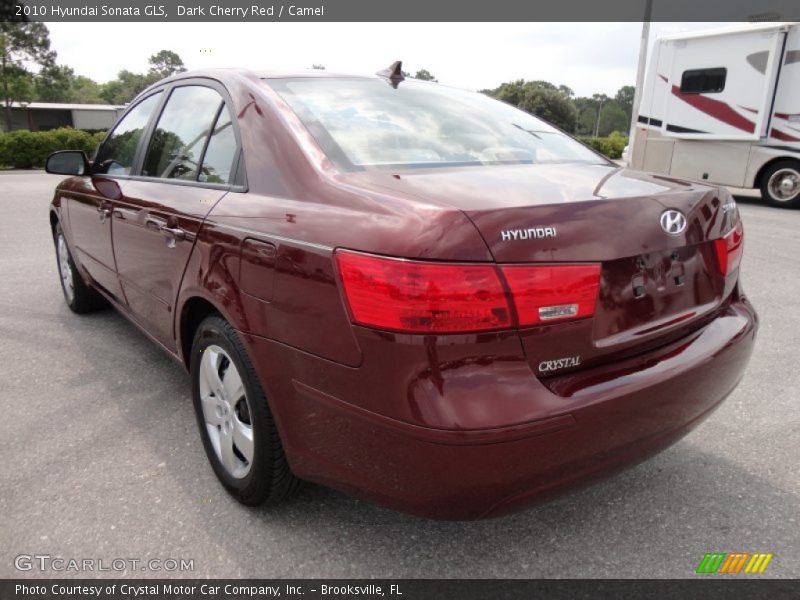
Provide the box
[46,64,757,519]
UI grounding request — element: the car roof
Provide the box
[128,67,366,105]
[130,67,438,108]
[159,67,373,83]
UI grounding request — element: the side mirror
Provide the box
[45,150,90,176]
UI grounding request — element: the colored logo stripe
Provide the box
[719,553,749,574]
[696,553,773,574]
[697,553,726,574]
[745,553,774,574]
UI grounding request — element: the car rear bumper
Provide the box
[243,294,757,520]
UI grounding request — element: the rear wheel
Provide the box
[54,223,107,313]
[760,160,800,208]
[190,315,299,506]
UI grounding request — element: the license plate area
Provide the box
[593,243,722,347]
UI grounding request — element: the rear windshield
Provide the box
[266,77,606,171]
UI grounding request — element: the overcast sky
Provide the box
[44,22,736,97]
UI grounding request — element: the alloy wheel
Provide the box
[57,233,75,304]
[198,345,254,479]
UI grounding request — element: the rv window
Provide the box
[680,68,727,94]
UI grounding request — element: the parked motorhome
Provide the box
[629,23,800,207]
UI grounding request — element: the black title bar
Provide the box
[3,0,800,22]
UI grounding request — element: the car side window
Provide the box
[95,92,162,175]
[198,105,238,185]
[142,85,225,181]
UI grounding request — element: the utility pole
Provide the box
[593,98,605,138]
[626,0,653,163]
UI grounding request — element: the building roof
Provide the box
[9,102,124,111]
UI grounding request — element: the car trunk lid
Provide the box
[337,162,739,376]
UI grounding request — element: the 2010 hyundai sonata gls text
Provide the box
[46,66,757,520]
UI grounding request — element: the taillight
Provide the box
[335,250,511,333]
[335,249,601,334]
[501,264,602,326]
[713,221,744,276]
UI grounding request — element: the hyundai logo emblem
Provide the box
[660,209,687,235]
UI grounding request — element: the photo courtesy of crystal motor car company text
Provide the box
[43,45,763,520]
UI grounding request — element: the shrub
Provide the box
[577,131,628,160]
[0,127,106,169]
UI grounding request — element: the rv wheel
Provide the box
[760,160,800,208]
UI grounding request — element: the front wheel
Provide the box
[54,223,107,313]
[760,160,800,208]
[190,315,299,506]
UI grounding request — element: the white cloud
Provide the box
[44,21,736,97]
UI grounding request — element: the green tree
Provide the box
[413,69,437,82]
[488,80,577,133]
[573,97,596,135]
[0,22,54,131]
[598,102,628,137]
[100,69,150,104]
[488,79,527,105]
[518,87,577,133]
[35,63,73,102]
[614,85,635,125]
[148,49,186,79]
[70,75,105,104]
[558,84,575,99]
[6,70,32,107]
[529,80,557,91]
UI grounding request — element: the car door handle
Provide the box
[160,226,186,240]
[159,225,190,248]
[96,204,111,224]
[113,207,137,221]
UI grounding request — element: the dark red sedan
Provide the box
[46,67,757,519]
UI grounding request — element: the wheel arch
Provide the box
[753,155,800,190]
[178,294,231,370]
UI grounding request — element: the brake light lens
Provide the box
[335,250,511,333]
[713,221,744,276]
[501,264,602,326]
[335,250,601,333]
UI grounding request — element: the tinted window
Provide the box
[680,68,727,94]
[269,78,603,171]
[199,106,237,184]
[142,86,223,180]
[95,92,162,175]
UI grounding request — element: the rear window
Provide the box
[267,78,604,171]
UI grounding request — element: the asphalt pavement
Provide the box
[0,171,798,579]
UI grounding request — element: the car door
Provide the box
[111,83,242,351]
[66,92,163,302]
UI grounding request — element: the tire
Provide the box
[760,160,800,208]
[190,314,299,506]
[53,223,108,314]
